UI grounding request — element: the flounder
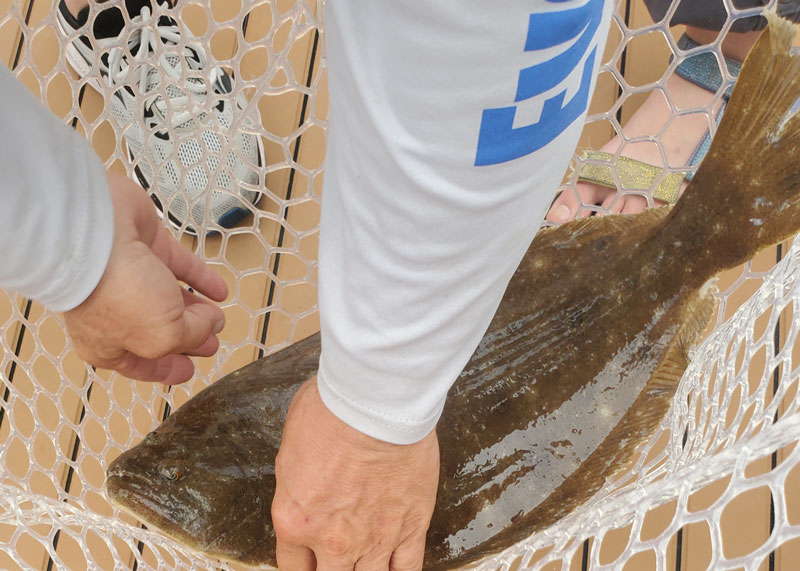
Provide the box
[105,15,800,570]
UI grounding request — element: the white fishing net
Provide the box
[0,0,798,569]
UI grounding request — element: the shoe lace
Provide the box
[104,5,224,131]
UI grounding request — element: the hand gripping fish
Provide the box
[105,14,800,570]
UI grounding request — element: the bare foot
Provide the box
[547,28,760,223]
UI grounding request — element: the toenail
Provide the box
[553,205,570,222]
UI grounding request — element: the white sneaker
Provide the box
[57,0,265,233]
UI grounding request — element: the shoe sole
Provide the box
[132,146,266,237]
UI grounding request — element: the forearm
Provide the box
[0,63,113,311]
[317,0,614,444]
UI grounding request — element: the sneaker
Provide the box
[56,0,265,234]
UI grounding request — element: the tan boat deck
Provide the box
[0,0,798,569]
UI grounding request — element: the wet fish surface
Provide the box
[106,15,800,570]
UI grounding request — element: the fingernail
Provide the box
[553,205,570,222]
[213,319,224,335]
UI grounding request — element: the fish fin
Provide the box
[714,12,800,157]
[481,280,719,543]
[670,14,800,268]
[594,283,719,484]
[649,280,719,393]
[533,207,671,251]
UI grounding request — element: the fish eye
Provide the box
[160,465,181,481]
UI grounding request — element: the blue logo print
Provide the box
[475,0,604,166]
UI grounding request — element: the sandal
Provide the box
[576,34,743,205]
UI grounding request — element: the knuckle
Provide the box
[403,514,433,534]
[388,526,427,571]
[319,532,353,559]
[389,546,425,571]
[389,559,424,571]
[70,340,116,370]
[70,342,92,363]
[136,344,168,360]
[137,329,178,359]
[271,507,307,544]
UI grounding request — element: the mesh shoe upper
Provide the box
[57,0,264,233]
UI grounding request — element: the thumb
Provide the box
[112,353,196,384]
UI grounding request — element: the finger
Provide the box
[313,551,358,571]
[181,288,225,323]
[309,532,361,571]
[169,299,226,354]
[113,353,195,384]
[275,541,315,571]
[354,550,393,571]
[157,229,228,302]
[388,530,427,571]
[183,334,219,358]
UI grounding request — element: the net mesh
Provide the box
[0,1,798,569]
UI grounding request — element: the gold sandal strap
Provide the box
[577,150,685,204]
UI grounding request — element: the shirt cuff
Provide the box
[38,140,114,312]
[316,361,444,445]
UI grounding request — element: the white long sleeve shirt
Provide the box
[1,0,611,444]
[0,63,113,312]
[317,0,612,443]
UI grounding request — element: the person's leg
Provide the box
[545,0,800,222]
[547,27,759,222]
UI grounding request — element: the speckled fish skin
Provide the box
[105,15,800,570]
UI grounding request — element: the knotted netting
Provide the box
[0,0,799,569]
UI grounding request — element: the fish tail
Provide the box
[667,13,800,273]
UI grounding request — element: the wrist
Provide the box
[300,378,437,455]
[316,363,444,446]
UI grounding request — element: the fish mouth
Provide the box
[105,468,173,525]
[106,464,137,489]
[105,463,149,496]
[105,470,234,565]
[105,470,204,548]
